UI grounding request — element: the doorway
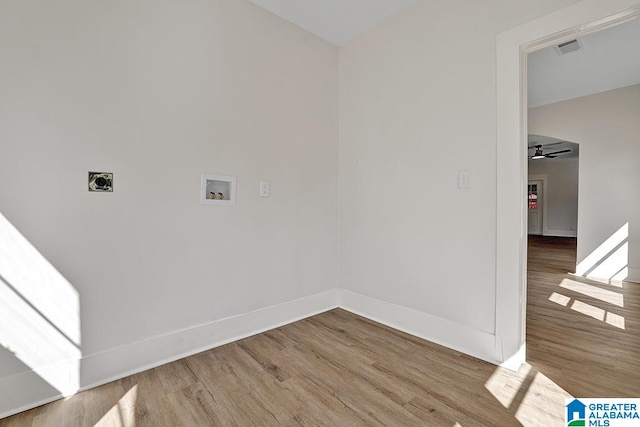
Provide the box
[495,2,640,369]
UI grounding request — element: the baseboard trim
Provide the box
[2,288,513,419]
[338,289,498,365]
[0,289,339,419]
[543,229,577,237]
[626,268,640,284]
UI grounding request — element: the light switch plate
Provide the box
[260,181,270,197]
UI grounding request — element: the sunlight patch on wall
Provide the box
[0,214,80,345]
[575,223,629,283]
[588,242,628,282]
[0,213,81,396]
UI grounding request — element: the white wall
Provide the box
[0,0,339,415]
[3,0,630,417]
[528,157,579,236]
[338,0,581,362]
[529,84,640,282]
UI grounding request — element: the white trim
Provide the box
[528,175,547,235]
[338,290,498,365]
[496,0,640,369]
[0,289,339,419]
[544,229,577,238]
[500,344,526,372]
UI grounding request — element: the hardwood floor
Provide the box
[526,235,640,398]
[2,237,639,426]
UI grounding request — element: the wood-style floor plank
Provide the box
[526,235,640,400]
[2,236,639,426]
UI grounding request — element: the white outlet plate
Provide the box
[458,170,470,189]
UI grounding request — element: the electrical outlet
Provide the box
[458,170,470,189]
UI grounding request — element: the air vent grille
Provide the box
[554,38,583,55]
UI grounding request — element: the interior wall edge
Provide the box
[337,289,498,366]
[625,268,640,284]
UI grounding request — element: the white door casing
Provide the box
[495,0,640,370]
[527,180,543,235]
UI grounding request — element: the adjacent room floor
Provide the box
[526,235,640,398]
[2,237,639,426]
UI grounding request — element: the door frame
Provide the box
[527,175,547,236]
[494,0,640,370]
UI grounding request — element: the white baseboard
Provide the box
[626,268,640,284]
[544,229,577,237]
[2,288,521,419]
[0,289,339,419]
[338,290,498,365]
[498,342,525,372]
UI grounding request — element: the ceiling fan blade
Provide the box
[528,141,564,148]
[545,149,571,156]
[545,155,557,158]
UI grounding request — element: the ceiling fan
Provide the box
[528,144,571,159]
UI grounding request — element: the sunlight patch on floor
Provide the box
[564,299,625,330]
[548,281,626,330]
[514,371,571,427]
[570,300,605,321]
[485,363,533,409]
[605,311,625,329]
[559,278,623,307]
[485,363,571,426]
[548,292,571,306]
[95,385,138,427]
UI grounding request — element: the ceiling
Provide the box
[248,0,419,46]
[528,17,640,107]
[246,2,639,108]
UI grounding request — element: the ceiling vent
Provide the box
[554,38,584,56]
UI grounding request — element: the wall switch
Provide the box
[458,170,470,189]
[259,181,270,197]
